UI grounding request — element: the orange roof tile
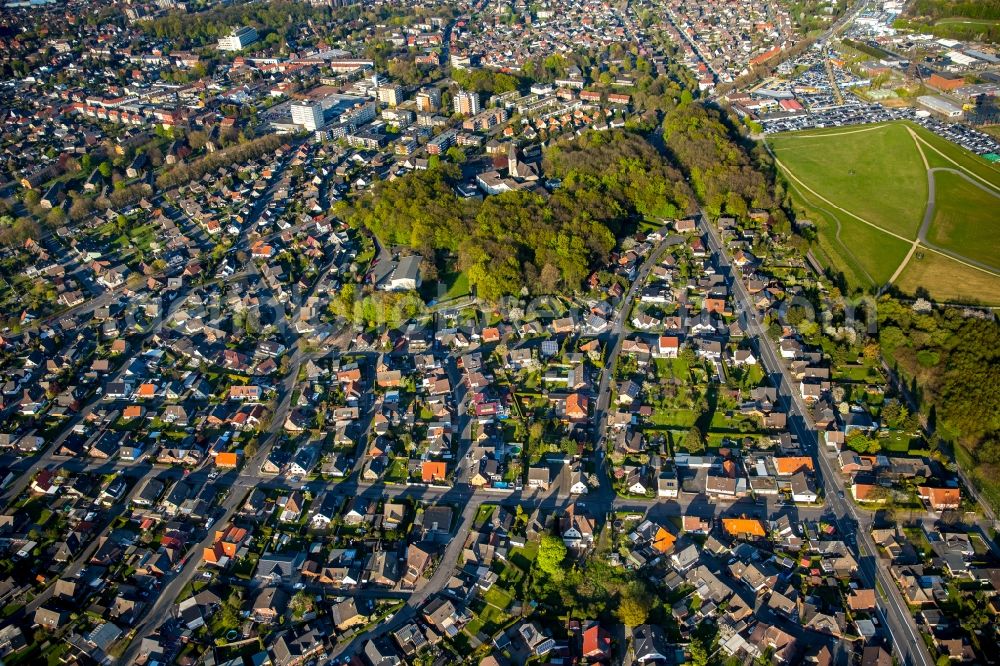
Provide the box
[422,461,447,483]
[216,452,238,467]
[652,527,677,553]
[920,486,960,509]
[775,456,814,475]
[722,518,767,538]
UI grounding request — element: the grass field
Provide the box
[895,250,1000,305]
[768,121,1000,302]
[912,124,1000,188]
[423,269,470,302]
[770,123,927,238]
[927,170,1000,268]
[784,174,912,286]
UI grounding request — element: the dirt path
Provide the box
[905,126,1000,191]
[915,167,1000,272]
[898,127,1000,276]
[887,241,919,284]
[774,124,886,139]
[785,178,878,286]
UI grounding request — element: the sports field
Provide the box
[768,121,1000,305]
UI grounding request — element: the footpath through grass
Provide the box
[769,123,928,239]
[769,120,1000,300]
[927,170,1000,269]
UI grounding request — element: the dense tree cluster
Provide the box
[139,1,457,52]
[0,215,41,247]
[877,297,1000,465]
[139,2,336,46]
[787,0,848,32]
[662,103,783,220]
[451,69,521,96]
[345,165,471,256]
[347,131,692,301]
[544,130,693,221]
[385,56,445,87]
[327,282,425,328]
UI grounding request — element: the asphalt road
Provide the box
[917,166,1000,274]
[698,214,933,666]
[592,240,673,499]
[0,289,193,509]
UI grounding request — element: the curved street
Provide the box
[915,166,1000,274]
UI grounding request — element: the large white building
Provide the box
[917,95,963,118]
[218,26,258,52]
[291,101,325,131]
[453,90,480,116]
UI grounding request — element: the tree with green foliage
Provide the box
[662,102,777,217]
[685,426,705,453]
[846,430,881,454]
[346,129,690,301]
[536,535,568,581]
[877,295,1000,467]
[689,637,710,666]
[616,587,651,626]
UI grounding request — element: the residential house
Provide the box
[331,598,367,631]
[561,504,595,549]
[252,586,289,624]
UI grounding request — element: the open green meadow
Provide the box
[770,123,928,239]
[767,121,1000,304]
[927,170,1000,268]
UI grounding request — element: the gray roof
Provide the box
[256,552,305,579]
[395,255,420,282]
[632,624,667,661]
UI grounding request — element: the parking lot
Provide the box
[761,103,1000,157]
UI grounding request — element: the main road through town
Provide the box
[698,214,932,666]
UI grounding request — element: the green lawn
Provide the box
[926,170,1000,268]
[881,431,916,453]
[424,269,470,302]
[956,442,1000,514]
[444,270,470,299]
[474,504,496,527]
[769,123,928,239]
[647,408,698,429]
[895,250,1000,306]
[507,541,538,573]
[806,205,882,288]
[770,120,1000,298]
[833,215,911,285]
[484,585,514,610]
[385,457,409,483]
[832,363,878,382]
